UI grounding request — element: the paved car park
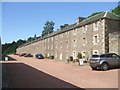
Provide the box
[2,55,119,89]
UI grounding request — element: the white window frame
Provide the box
[48,38,49,42]
[66,40,69,48]
[93,34,99,45]
[93,50,99,55]
[93,22,98,31]
[51,45,53,49]
[51,37,53,41]
[45,46,46,50]
[83,38,86,46]
[82,51,86,59]
[73,29,77,36]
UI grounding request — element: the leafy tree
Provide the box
[27,37,34,42]
[42,21,54,37]
[2,39,26,55]
[112,5,120,16]
[77,52,82,59]
[87,12,103,18]
[34,34,37,40]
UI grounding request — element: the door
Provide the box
[110,54,120,67]
[60,53,62,60]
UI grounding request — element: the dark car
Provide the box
[20,53,27,57]
[24,54,33,57]
[89,53,120,71]
[36,54,44,59]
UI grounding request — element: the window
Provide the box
[73,29,77,36]
[73,51,77,59]
[85,25,87,30]
[55,36,57,40]
[83,38,86,46]
[66,40,69,43]
[93,50,98,54]
[111,54,119,59]
[66,41,69,48]
[48,38,49,42]
[82,51,86,58]
[61,41,62,48]
[82,25,87,33]
[95,36,97,43]
[51,45,53,49]
[82,25,87,30]
[51,37,53,41]
[93,35,99,44]
[93,22,98,30]
[56,44,57,49]
[45,39,46,43]
[73,39,76,42]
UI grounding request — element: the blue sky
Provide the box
[2,2,118,44]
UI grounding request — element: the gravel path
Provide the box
[2,55,119,89]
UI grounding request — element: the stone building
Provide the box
[17,12,120,61]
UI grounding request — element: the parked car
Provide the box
[24,54,33,57]
[89,53,120,71]
[36,54,44,59]
[20,53,27,57]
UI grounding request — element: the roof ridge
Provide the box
[103,11,108,17]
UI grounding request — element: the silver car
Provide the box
[89,53,120,71]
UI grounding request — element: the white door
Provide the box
[73,51,76,59]
[60,53,62,60]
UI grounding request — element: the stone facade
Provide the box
[17,12,120,61]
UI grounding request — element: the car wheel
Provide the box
[101,63,109,71]
[91,67,97,70]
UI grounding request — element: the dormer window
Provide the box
[82,25,87,33]
[93,22,98,31]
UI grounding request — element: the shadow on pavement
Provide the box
[2,62,85,89]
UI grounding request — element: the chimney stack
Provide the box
[77,17,86,25]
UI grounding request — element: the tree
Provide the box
[27,37,34,42]
[34,34,37,40]
[77,52,82,59]
[2,39,26,55]
[112,5,120,16]
[42,21,54,37]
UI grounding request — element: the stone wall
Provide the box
[105,19,120,55]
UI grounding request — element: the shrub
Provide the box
[49,55,54,59]
[77,53,82,59]
[44,53,48,58]
[67,56,73,62]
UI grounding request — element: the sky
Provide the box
[2,2,118,44]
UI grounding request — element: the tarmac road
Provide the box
[2,55,119,89]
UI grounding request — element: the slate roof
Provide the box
[76,12,120,28]
[18,12,120,48]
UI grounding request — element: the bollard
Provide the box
[79,59,84,66]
